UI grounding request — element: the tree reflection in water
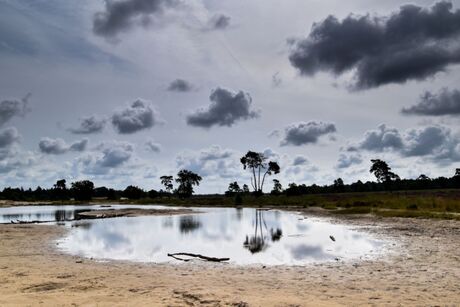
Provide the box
[179,215,202,234]
[54,210,68,222]
[243,209,283,254]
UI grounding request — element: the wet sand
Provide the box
[1,211,459,306]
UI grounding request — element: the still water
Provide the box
[0,204,176,224]
[52,207,386,265]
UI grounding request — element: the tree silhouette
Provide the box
[454,168,460,188]
[418,174,430,181]
[271,179,283,195]
[52,179,68,200]
[333,178,345,192]
[123,185,145,199]
[242,184,250,194]
[71,180,94,201]
[370,159,400,191]
[228,181,242,193]
[240,151,280,194]
[54,179,66,190]
[175,169,202,198]
[370,159,400,183]
[160,176,174,194]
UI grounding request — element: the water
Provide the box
[0,205,387,265]
[0,204,178,224]
[52,207,386,265]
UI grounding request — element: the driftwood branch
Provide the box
[11,220,53,224]
[167,253,230,262]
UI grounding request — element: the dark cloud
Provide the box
[93,0,179,38]
[145,140,162,153]
[69,139,89,152]
[112,99,161,134]
[0,94,30,126]
[289,1,460,89]
[69,116,106,134]
[167,79,194,92]
[292,155,308,166]
[351,124,460,162]
[0,127,20,148]
[186,87,259,128]
[280,121,336,146]
[402,88,460,116]
[208,14,231,30]
[403,126,449,157]
[38,137,88,155]
[336,153,362,169]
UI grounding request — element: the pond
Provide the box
[0,205,387,265]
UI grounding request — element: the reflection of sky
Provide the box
[0,204,179,224]
[53,207,386,265]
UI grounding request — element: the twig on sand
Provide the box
[167,253,230,262]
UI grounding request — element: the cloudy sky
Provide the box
[1,0,460,193]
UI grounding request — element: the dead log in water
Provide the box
[167,252,230,262]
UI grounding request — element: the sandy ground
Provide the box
[1,211,460,306]
[75,208,197,219]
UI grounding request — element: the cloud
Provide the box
[93,0,179,38]
[167,79,194,92]
[76,141,134,175]
[271,72,282,88]
[288,1,460,89]
[38,137,88,155]
[207,13,231,30]
[0,94,30,126]
[0,127,20,148]
[145,140,162,153]
[280,121,336,146]
[350,124,460,162]
[69,116,106,134]
[403,126,450,157]
[263,148,280,161]
[186,87,259,128]
[0,150,36,174]
[336,153,362,169]
[176,145,239,178]
[292,155,309,166]
[402,88,460,116]
[350,124,403,152]
[112,99,161,134]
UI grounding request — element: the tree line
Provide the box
[225,158,460,196]
[0,151,459,201]
[0,169,202,201]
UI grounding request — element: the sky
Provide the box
[1,0,460,193]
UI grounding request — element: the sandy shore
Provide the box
[1,211,460,306]
[75,208,197,219]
